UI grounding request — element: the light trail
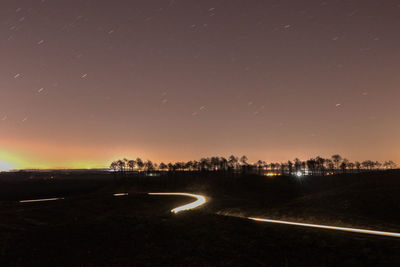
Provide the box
[148,192,206,213]
[249,217,400,238]
[19,197,64,203]
[16,191,400,239]
[113,193,129,197]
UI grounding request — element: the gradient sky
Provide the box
[1,0,399,169]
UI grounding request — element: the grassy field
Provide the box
[0,170,399,266]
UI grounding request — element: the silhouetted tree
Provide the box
[159,162,167,171]
[331,154,342,172]
[200,158,210,171]
[383,160,397,169]
[109,154,395,178]
[173,162,184,171]
[326,159,334,171]
[375,161,382,170]
[340,158,349,173]
[294,158,301,174]
[123,158,129,171]
[192,160,200,171]
[307,158,316,175]
[362,160,374,170]
[288,160,293,175]
[239,155,249,173]
[228,155,238,171]
[355,161,361,172]
[240,155,248,165]
[211,157,220,171]
[128,160,136,172]
[136,158,144,171]
[220,157,228,171]
[280,163,287,175]
[256,160,264,174]
[110,161,118,172]
[184,161,193,171]
[301,161,306,174]
[315,156,326,175]
[390,161,397,169]
[348,162,355,173]
[117,160,125,173]
[144,160,154,172]
[167,162,174,172]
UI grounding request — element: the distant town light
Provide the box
[265,172,280,177]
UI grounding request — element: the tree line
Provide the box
[110,154,397,176]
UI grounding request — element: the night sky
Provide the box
[1,0,399,169]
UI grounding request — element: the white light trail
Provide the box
[148,192,206,213]
[249,217,400,238]
[17,191,400,239]
[113,193,129,197]
[19,197,64,203]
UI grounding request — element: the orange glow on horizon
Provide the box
[1,1,400,171]
[0,149,109,170]
[0,136,398,170]
[0,137,117,169]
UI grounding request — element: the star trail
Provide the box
[0,0,399,169]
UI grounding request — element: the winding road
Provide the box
[147,192,400,238]
[19,192,400,238]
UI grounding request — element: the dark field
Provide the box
[1,170,400,266]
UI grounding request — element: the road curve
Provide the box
[148,192,206,213]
